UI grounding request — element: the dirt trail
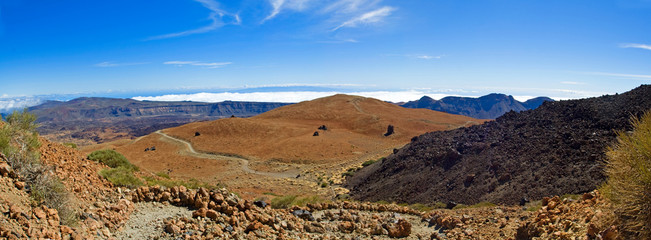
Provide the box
[155,130,299,178]
[114,202,192,240]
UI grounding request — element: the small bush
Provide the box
[88,149,138,171]
[320,182,328,188]
[271,195,297,209]
[362,159,378,167]
[99,167,143,188]
[155,171,170,179]
[409,203,435,212]
[600,111,651,239]
[63,142,77,149]
[271,195,322,209]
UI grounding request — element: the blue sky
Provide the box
[1,0,651,109]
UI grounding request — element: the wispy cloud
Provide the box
[619,43,651,51]
[148,0,240,40]
[582,71,651,81]
[262,0,311,22]
[163,61,232,68]
[261,0,396,32]
[415,55,442,60]
[94,61,149,67]
[332,6,395,31]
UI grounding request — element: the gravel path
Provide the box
[113,202,192,240]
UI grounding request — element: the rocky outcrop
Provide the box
[346,85,651,205]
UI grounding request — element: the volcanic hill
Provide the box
[158,94,484,164]
[29,97,290,145]
[401,94,554,119]
[346,85,651,205]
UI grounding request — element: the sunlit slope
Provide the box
[162,94,484,163]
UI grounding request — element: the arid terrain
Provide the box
[84,94,484,200]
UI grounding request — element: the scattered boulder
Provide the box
[195,132,201,136]
[313,131,319,136]
[384,124,395,136]
[318,125,328,131]
[387,218,412,238]
[253,200,268,209]
[291,209,315,221]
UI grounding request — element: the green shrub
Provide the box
[271,195,297,209]
[600,111,651,239]
[88,149,138,171]
[63,142,77,149]
[409,203,435,212]
[270,195,322,209]
[362,159,377,167]
[99,167,143,188]
[320,182,328,188]
[155,171,170,179]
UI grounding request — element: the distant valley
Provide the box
[28,97,290,145]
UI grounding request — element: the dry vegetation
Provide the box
[0,110,78,225]
[600,111,651,238]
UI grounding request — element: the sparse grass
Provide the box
[271,195,323,209]
[362,158,380,167]
[88,149,138,171]
[99,167,143,188]
[600,111,651,239]
[453,201,497,210]
[63,142,77,149]
[409,203,435,212]
[155,171,170,179]
[271,195,297,209]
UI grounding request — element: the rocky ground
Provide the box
[0,138,623,239]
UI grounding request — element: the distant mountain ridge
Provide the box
[29,97,290,145]
[401,94,554,119]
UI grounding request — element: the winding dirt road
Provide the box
[154,130,299,178]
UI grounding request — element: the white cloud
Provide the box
[134,91,432,103]
[163,61,232,68]
[620,43,651,51]
[415,55,442,60]
[148,0,240,40]
[332,6,395,31]
[0,97,44,112]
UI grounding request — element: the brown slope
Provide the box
[161,94,484,164]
